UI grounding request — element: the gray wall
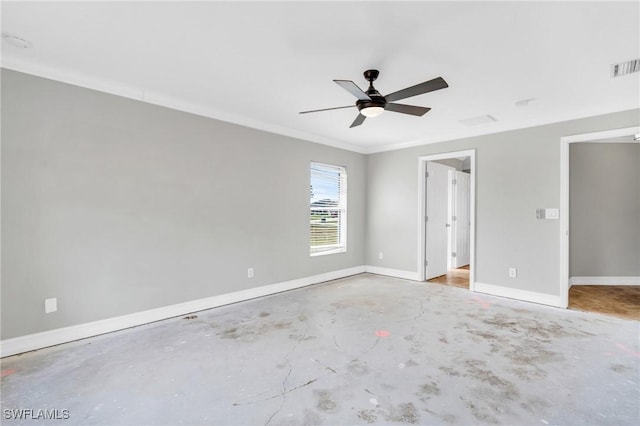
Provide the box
[570,143,640,277]
[3,68,639,341]
[366,110,640,296]
[1,70,366,339]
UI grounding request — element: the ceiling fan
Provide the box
[299,69,448,128]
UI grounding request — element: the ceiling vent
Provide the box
[459,114,497,126]
[515,98,536,107]
[611,59,640,78]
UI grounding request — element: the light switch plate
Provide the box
[545,208,559,219]
[537,208,559,220]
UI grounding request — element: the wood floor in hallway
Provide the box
[429,269,639,322]
[569,285,640,321]
[428,266,469,289]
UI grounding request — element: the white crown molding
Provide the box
[561,126,640,143]
[364,107,640,154]
[0,266,365,358]
[0,58,367,154]
[5,57,637,157]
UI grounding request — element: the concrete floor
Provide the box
[2,273,639,425]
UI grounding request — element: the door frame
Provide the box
[418,149,476,289]
[559,126,639,308]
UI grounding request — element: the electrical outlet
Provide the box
[509,268,517,278]
[247,267,254,278]
[378,252,384,260]
[45,298,57,313]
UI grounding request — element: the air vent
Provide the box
[459,114,497,126]
[515,98,536,107]
[611,59,640,78]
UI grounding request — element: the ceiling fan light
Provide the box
[361,106,384,118]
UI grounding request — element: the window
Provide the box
[310,162,347,256]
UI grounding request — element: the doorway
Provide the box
[418,150,476,290]
[560,126,640,312]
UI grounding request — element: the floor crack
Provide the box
[263,324,309,426]
[396,298,427,322]
[313,358,337,374]
[359,337,380,358]
[333,335,343,351]
[234,378,318,407]
[413,299,426,320]
[264,365,290,426]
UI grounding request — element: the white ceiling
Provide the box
[2,1,639,154]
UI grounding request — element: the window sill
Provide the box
[310,247,346,257]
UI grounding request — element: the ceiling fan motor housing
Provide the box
[356,96,386,112]
[358,69,386,112]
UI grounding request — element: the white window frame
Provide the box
[310,162,347,256]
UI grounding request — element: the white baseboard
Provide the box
[569,276,640,287]
[364,265,421,281]
[0,266,365,358]
[474,282,563,308]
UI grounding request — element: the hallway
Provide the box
[428,266,469,289]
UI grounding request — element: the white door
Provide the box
[426,162,454,279]
[453,171,471,267]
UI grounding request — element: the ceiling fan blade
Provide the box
[350,113,366,128]
[384,77,448,102]
[385,103,431,116]
[334,80,371,101]
[299,105,355,114]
